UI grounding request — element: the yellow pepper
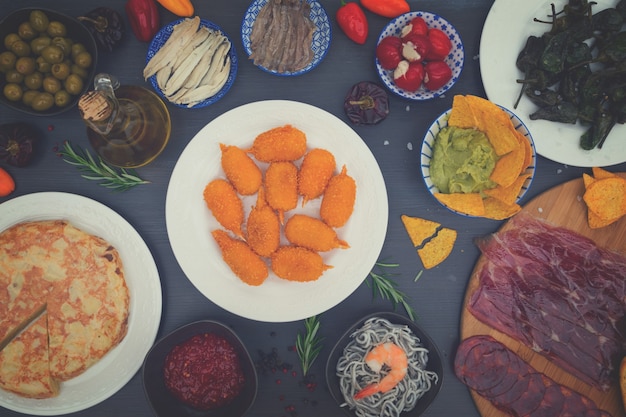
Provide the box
[155,0,194,17]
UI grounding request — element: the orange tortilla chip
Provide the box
[400,215,440,247]
[517,130,533,171]
[489,141,526,187]
[464,95,519,156]
[583,177,626,221]
[588,209,620,229]
[582,173,595,188]
[417,227,456,269]
[448,95,479,129]
[592,166,617,180]
[484,173,530,205]
[483,197,522,220]
[434,192,485,216]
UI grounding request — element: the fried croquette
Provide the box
[203,179,245,238]
[271,246,332,282]
[264,161,299,223]
[298,148,336,206]
[246,187,281,257]
[220,143,262,195]
[284,214,349,252]
[320,165,356,228]
[247,124,307,162]
[212,230,268,286]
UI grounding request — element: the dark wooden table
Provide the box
[1,0,625,416]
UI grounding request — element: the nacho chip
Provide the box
[434,192,485,216]
[582,172,595,188]
[483,197,522,220]
[592,166,617,180]
[447,95,479,129]
[588,209,620,229]
[484,173,530,205]
[417,227,457,269]
[400,215,440,247]
[583,176,626,221]
[464,95,519,156]
[489,140,526,187]
[517,130,533,171]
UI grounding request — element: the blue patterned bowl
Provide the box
[421,106,536,218]
[146,18,238,109]
[241,0,331,76]
[376,12,464,101]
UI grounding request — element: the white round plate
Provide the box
[166,100,388,323]
[0,192,162,415]
[241,0,331,76]
[480,0,626,167]
[376,11,464,100]
[421,106,537,217]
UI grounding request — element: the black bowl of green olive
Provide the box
[0,8,98,116]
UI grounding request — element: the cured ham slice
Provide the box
[455,335,613,417]
[468,213,626,392]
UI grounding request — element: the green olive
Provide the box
[22,89,39,106]
[18,21,37,40]
[74,51,92,69]
[51,36,73,54]
[51,62,70,80]
[36,56,51,73]
[46,21,67,38]
[54,90,71,107]
[0,51,17,72]
[31,92,54,111]
[30,36,51,55]
[40,45,64,64]
[15,56,36,75]
[29,10,50,33]
[71,42,86,58]
[70,64,88,78]
[24,72,43,90]
[3,33,20,50]
[42,75,61,94]
[5,69,24,84]
[9,40,31,57]
[64,73,83,95]
[3,83,23,102]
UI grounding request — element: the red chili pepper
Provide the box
[400,16,428,38]
[360,0,410,18]
[393,60,424,91]
[423,60,452,90]
[401,33,430,63]
[0,167,15,197]
[426,28,452,60]
[336,1,368,44]
[376,36,403,70]
[125,0,160,42]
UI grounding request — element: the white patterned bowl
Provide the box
[376,11,464,100]
[241,0,331,76]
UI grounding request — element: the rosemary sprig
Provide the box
[58,141,149,191]
[368,262,417,321]
[296,315,323,376]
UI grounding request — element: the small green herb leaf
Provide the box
[296,315,323,376]
[368,262,417,321]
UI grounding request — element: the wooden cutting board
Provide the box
[460,173,626,417]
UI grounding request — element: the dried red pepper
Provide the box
[125,0,160,42]
[336,1,368,44]
[359,0,409,18]
[344,81,389,125]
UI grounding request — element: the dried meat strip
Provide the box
[454,335,613,417]
[468,213,626,391]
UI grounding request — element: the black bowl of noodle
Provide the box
[326,312,443,417]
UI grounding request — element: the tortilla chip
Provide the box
[484,173,530,205]
[517,130,533,171]
[400,215,440,247]
[588,209,620,229]
[592,166,617,180]
[465,95,519,156]
[483,197,522,220]
[582,172,595,188]
[489,140,526,187]
[447,95,479,129]
[583,176,626,220]
[434,192,485,216]
[417,227,457,269]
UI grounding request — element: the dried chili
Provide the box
[344,81,389,125]
[78,7,125,52]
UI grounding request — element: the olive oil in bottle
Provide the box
[78,73,171,168]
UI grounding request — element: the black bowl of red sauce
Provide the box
[142,320,257,417]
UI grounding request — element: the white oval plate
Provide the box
[480,0,626,167]
[0,192,162,415]
[166,100,388,322]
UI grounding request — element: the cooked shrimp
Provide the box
[320,165,356,228]
[298,148,336,205]
[354,342,408,400]
[246,187,280,257]
[284,214,349,252]
[203,179,244,238]
[212,229,268,286]
[220,143,262,195]
[246,124,307,162]
[270,246,332,282]
[264,161,299,223]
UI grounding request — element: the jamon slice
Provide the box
[454,335,612,417]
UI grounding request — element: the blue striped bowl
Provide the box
[421,106,536,217]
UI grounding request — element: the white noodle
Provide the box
[336,317,439,417]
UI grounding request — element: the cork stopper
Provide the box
[78,91,112,122]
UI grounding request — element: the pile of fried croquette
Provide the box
[203,124,356,286]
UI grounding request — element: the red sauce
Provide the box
[163,332,246,410]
